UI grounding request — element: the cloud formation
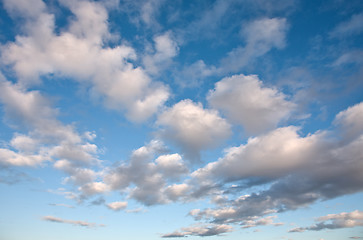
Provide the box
[157,99,231,160]
[1,0,169,122]
[208,74,295,134]
[162,223,233,238]
[289,210,363,232]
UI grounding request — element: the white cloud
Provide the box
[330,13,363,38]
[0,148,49,166]
[143,32,179,75]
[241,216,284,228]
[157,99,231,160]
[193,126,318,182]
[183,101,363,231]
[2,0,46,18]
[102,140,190,205]
[334,102,363,142]
[78,182,110,196]
[220,18,288,73]
[208,74,295,134]
[106,201,128,211]
[1,0,169,122]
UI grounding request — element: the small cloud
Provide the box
[48,203,74,208]
[42,216,104,228]
[106,201,128,211]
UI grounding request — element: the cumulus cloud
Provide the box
[162,223,233,238]
[157,99,231,160]
[208,74,295,134]
[174,102,363,233]
[330,13,363,38]
[0,77,98,169]
[106,201,128,211]
[289,210,363,232]
[42,215,104,228]
[1,0,169,122]
[101,140,190,205]
[192,126,319,182]
[334,102,363,142]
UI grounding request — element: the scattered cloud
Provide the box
[162,223,233,238]
[42,215,104,228]
[289,210,363,232]
[208,74,295,135]
[1,0,169,122]
[106,201,128,211]
[330,12,363,38]
[220,17,288,73]
[157,99,231,161]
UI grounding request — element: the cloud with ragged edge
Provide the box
[0,0,362,239]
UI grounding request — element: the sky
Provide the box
[0,0,363,239]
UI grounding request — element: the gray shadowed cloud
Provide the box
[166,101,363,234]
[162,223,233,238]
[289,210,363,232]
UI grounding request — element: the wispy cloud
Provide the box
[42,216,105,228]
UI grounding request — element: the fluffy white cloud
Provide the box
[0,148,49,166]
[192,126,318,181]
[183,102,363,231]
[1,0,169,122]
[106,201,128,211]
[157,99,231,160]
[208,74,295,134]
[102,140,190,205]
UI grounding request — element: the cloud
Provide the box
[208,74,295,135]
[48,203,74,208]
[192,126,319,183]
[334,101,363,142]
[177,17,289,86]
[106,201,128,211]
[101,140,190,205]
[0,77,90,167]
[162,224,233,238]
[175,102,363,233]
[42,215,104,228]
[330,13,363,38]
[220,17,288,73]
[289,210,363,232]
[157,99,231,160]
[1,0,169,122]
[241,216,284,228]
[143,31,179,75]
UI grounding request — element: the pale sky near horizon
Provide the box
[0,0,363,239]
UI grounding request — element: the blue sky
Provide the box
[0,0,363,239]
